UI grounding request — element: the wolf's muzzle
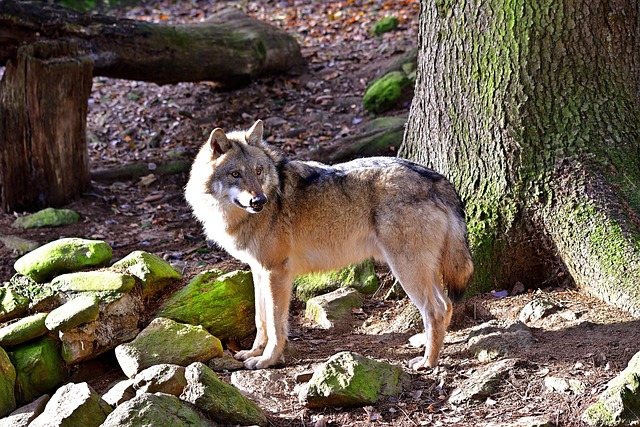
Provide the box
[250,194,268,211]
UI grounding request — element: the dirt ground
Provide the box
[1,1,639,425]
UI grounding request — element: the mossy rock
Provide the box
[0,312,48,346]
[112,250,183,298]
[52,271,135,293]
[0,286,29,323]
[294,261,379,303]
[181,362,267,427]
[363,71,411,114]
[12,208,80,229]
[0,346,16,417]
[583,351,640,426]
[300,351,409,408]
[14,238,112,283]
[45,295,100,332]
[370,16,399,36]
[158,269,255,341]
[114,317,223,378]
[7,336,68,404]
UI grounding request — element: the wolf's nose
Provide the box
[250,194,267,208]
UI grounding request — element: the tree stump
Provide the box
[0,40,93,212]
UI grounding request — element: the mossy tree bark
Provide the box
[401,0,640,315]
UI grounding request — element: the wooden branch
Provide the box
[0,0,304,85]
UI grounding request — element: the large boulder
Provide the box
[7,336,68,404]
[115,317,223,378]
[180,362,267,426]
[14,238,112,283]
[158,270,255,341]
[101,392,213,427]
[111,251,183,298]
[29,382,112,427]
[0,347,16,417]
[299,351,409,408]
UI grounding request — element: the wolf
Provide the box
[185,120,474,370]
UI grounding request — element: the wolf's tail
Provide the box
[440,211,474,303]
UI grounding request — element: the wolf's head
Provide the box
[196,120,279,214]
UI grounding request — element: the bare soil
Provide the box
[1,1,639,426]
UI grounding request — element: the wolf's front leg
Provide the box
[242,268,293,369]
[235,269,268,361]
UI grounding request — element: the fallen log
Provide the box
[0,0,304,85]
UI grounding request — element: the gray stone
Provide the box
[14,238,112,283]
[519,296,562,323]
[181,362,267,426]
[0,394,49,427]
[112,250,182,298]
[0,313,48,346]
[102,392,214,427]
[45,294,100,332]
[208,354,245,372]
[12,208,80,229]
[0,235,40,255]
[299,351,409,408]
[583,351,640,426]
[0,346,16,418]
[305,287,362,329]
[231,367,309,413]
[449,358,521,404]
[466,320,534,362]
[133,364,187,396]
[52,271,135,293]
[29,382,112,427]
[115,317,223,378]
[101,379,136,407]
[544,376,586,394]
[482,415,556,427]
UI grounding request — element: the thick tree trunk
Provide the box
[401,0,640,315]
[0,40,93,212]
[0,0,303,85]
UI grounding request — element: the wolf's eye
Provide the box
[231,171,240,178]
[256,166,263,176]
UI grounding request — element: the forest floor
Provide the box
[1,1,639,426]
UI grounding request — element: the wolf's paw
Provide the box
[242,354,285,370]
[407,356,436,371]
[234,348,263,361]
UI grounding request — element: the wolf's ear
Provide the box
[245,120,264,146]
[207,128,231,158]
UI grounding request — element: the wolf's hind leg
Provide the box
[388,259,451,370]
